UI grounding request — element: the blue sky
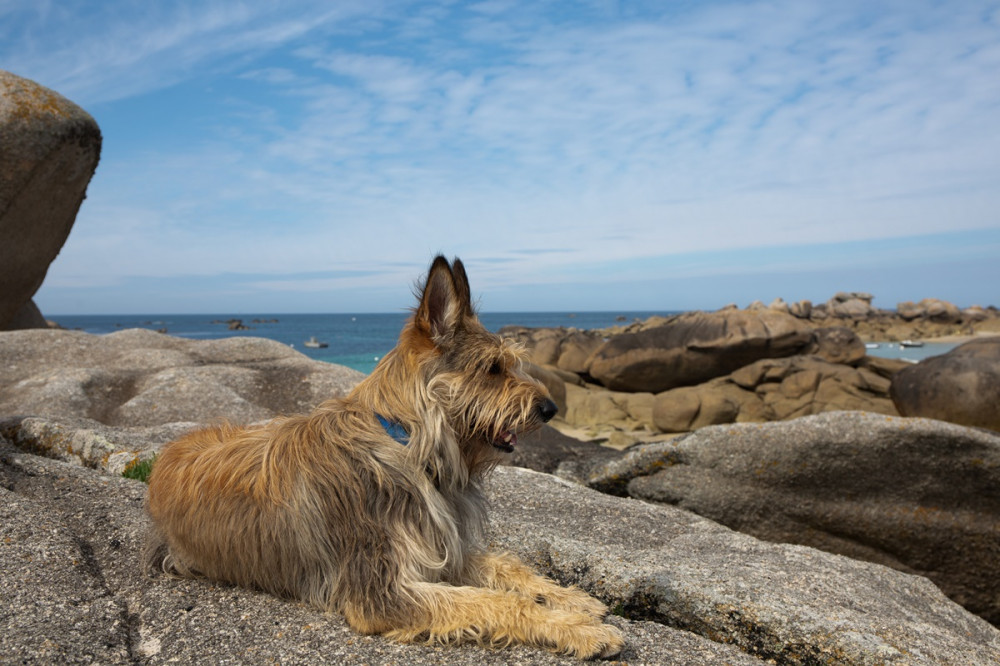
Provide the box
[4,0,999,314]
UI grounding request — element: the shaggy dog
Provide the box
[146,256,624,659]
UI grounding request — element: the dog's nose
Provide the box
[537,398,558,423]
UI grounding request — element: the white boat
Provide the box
[303,336,328,349]
[865,343,880,349]
[900,340,924,348]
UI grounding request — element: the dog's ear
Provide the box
[449,258,474,317]
[415,256,471,343]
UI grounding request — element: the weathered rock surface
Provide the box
[4,328,1000,662]
[650,354,903,433]
[0,328,364,426]
[563,383,656,432]
[0,70,102,331]
[586,310,815,393]
[1,440,772,665]
[890,337,1000,432]
[5,439,1000,664]
[589,411,1000,626]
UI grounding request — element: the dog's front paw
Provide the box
[540,586,610,619]
[564,622,624,661]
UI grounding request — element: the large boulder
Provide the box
[0,328,364,426]
[890,337,1000,431]
[651,355,900,432]
[3,438,999,664]
[0,71,102,331]
[587,310,815,393]
[589,411,1000,626]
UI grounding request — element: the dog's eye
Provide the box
[487,361,503,376]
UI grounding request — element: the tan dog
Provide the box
[145,256,624,659]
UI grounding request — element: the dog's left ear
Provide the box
[415,256,474,344]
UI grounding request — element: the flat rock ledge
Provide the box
[3,439,998,665]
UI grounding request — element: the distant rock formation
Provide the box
[0,70,102,331]
[501,296,1000,438]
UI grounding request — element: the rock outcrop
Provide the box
[586,310,816,393]
[3,329,1000,662]
[501,299,1000,437]
[651,355,903,433]
[0,328,364,428]
[589,411,1000,626]
[890,336,1000,431]
[0,70,102,331]
[4,437,1000,664]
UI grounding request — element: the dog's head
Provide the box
[401,255,557,457]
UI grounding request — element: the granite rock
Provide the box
[0,70,102,330]
[890,336,1000,431]
[4,441,999,665]
[0,328,364,427]
[586,310,815,393]
[590,411,1000,626]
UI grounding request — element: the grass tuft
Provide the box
[123,455,156,483]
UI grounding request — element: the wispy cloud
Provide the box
[3,0,998,313]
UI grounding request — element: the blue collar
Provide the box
[376,413,410,446]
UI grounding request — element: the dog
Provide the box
[145,256,624,660]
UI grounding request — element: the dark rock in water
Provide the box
[590,411,1000,627]
[587,310,814,393]
[890,337,1000,431]
[0,70,102,331]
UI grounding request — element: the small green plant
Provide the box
[123,455,156,483]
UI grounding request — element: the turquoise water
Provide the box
[49,312,957,374]
[49,312,668,374]
[861,341,959,364]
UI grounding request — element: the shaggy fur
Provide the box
[145,256,624,659]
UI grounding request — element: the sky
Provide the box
[3,0,999,315]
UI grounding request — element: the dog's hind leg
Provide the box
[464,551,610,620]
[382,582,623,660]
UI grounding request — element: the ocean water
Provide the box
[49,311,957,374]
[50,311,668,374]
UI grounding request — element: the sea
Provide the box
[49,312,957,375]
